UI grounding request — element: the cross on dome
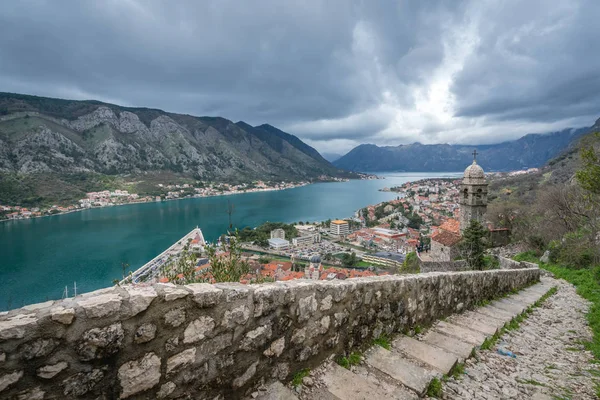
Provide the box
[472,149,478,161]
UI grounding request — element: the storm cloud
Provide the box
[0,0,598,154]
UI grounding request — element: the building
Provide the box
[459,153,488,233]
[429,230,462,261]
[430,152,488,261]
[362,252,405,269]
[270,228,286,240]
[330,220,349,236]
[291,232,321,247]
[372,228,405,242]
[267,238,290,250]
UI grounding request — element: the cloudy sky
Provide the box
[1,0,599,154]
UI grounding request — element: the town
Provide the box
[0,179,317,221]
[136,176,470,286]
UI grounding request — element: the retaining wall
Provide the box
[0,268,540,399]
[497,256,538,270]
[419,260,469,273]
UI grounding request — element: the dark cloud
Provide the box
[0,0,598,154]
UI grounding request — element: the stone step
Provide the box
[489,298,527,315]
[254,381,299,400]
[449,314,499,336]
[477,304,517,322]
[432,321,488,345]
[320,362,415,400]
[421,330,475,359]
[365,346,436,396]
[392,335,458,374]
[461,310,505,329]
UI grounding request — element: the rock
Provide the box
[0,314,37,339]
[0,370,23,393]
[264,337,286,358]
[134,323,157,344]
[298,294,317,321]
[78,293,122,318]
[166,348,196,375]
[186,283,223,308]
[164,308,186,327]
[183,316,215,344]
[22,300,54,311]
[63,369,104,397]
[161,285,189,301]
[16,387,45,400]
[118,353,161,398]
[223,305,250,327]
[37,361,68,379]
[240,324,272,351]
[77,323,124,361]
[51,307,75,324]
[233,361,259,388]
[0,353,5,363]
[540,251,550,263]
[303,376,314,386]
[125,286,157,316]
[157,381,176,398]
[20,338,60,360]
[320,295,333,311]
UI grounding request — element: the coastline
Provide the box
[0,181,313,223]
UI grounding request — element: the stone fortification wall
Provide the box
[497,256,538,270]
[420,260,469,273]
[0,269,540,399]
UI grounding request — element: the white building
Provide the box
[270,228,286,239]
[268,238,290,250]
[330,220,349,236]
[292,233,321,247]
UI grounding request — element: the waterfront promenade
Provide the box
[122,227,205,284]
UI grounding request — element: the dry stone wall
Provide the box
[0,268,540,399]
[419,260,469,273]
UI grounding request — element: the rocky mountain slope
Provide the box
[0,92,349,181]
[334,127,591,172]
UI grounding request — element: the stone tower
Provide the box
[459,150,488,233]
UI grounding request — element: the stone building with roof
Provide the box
[429,153,489,261]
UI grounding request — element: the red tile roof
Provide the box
[431,230,462,247]
[439,218,460,234]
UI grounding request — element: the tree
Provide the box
[576,132,600,198]
[400,252,419,274]
[342,252,357,267]
[459,220,487,270]
[207,231,250,282]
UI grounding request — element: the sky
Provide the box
[1,0,599,155]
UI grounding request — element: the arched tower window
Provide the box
[463,188,468,199]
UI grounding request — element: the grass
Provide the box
[291,368,310,387]
[337,352,362,370]
[372,334,391,350]
[426,377,443,398]
[538,262,600,361]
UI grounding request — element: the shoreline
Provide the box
[0,181,315,223]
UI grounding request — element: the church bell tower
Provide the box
[459,150,488,233]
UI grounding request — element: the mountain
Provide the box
[0,92,350,181]
[333,127,591,172]
[321,152,342,162]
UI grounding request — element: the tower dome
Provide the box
[463,160,485,184]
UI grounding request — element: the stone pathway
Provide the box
[442,278,598,400]
[252,278,585,400]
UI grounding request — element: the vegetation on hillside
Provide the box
[237,222,298,247]
[500,127,600,363]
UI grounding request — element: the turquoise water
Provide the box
[0,172,461,309]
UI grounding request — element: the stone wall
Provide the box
[497,255,538,270]
[0,269,540,399]
[419,260,470,273]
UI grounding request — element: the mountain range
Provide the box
[333,127,591,172]
[0,92,349,181]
